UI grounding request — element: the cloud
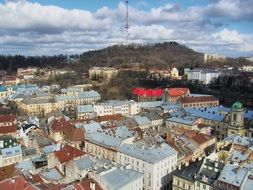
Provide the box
[0,0,252,57]
[205,0,253,21]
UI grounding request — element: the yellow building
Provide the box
[19,97,59,115]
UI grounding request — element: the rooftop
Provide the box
[179,96,218,104]
[54,144,85,164]
[119,142,176,164]
[100,167,143,190]
[77,105,93,113]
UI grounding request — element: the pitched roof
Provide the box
[0,175,38,190]
[133,87,189,98]
[168,88,189,97]
[190,133,213,145]
[49,117,72,133]
[63,126,84,142]
[54,145,85,164]
[76,178,103,190]
[180,96,218,104]
[97,114,124,123]
[0,114,16,123]
[0,164,17,181]
[0,125,17,134]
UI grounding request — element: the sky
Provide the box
[0,0,253,57]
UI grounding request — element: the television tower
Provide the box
[125,0,130,45]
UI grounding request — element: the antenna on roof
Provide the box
[124,0,130,45]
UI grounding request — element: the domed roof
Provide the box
[232,101,243,110]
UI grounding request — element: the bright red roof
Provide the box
[132,87,189,98]
[55,144,85,164]
[132,88,164,97]
[168,88,189,97]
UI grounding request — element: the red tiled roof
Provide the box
[132,87,189,98]
[0,125,17,134]
[0,164,17,181]
[191,134,212,145]
[49,117,72,132]
[55,144,85,164]
[179,96,218,104]
[132,88,164,97]
[0,114,16,123]
[63,126,84,142]
[78,178,104,190]
[168,88,189,97]
[97,114,124,122]
[0,175,37,190]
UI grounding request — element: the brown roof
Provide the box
[0,125,17,134]
[0,114,16,123]
[0,164,18,181]
[0,175,37,190]
[63,126,84,142]
[179,96,218,104]
[190,133,213,145]
[49,117,72,132]
[76,178,103,190]
[97,114,124,123]
[55,145,85,164]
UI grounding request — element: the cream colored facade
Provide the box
[89,67,118,80]
[19,98,59,115]
[84,140,117,161]
[173,176,194,190]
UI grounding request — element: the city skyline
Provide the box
[0,0,253,57]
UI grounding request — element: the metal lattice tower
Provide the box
[125,0,130,45]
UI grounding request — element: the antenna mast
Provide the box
[125,0,130,45]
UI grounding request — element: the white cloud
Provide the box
[0,0,252,57]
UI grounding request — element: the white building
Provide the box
[94,100,140,116]
[117,142,177,190]
[241,65,253,72]
[186,68,220,84]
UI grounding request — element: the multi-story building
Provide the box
[76,105,94,119]
[186,68,220,84]
[179,95,219,108]
[57,90,101,110]
[94,100,140,116]
[204,53,226,63]
[0,114,17,137]
[173,158,224,190]
[0,136,22,167]
[98,167,144,190]
[89,67,118,80]
[19,97,59,115]
[118,141,177,190]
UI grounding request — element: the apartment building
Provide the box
[0,114,17,137]
[186,68,220,84]
[118,141,177,190]
[179,95,219,108]
[89,67,118,80]
[94,100,140,116]
[0,136,22,167]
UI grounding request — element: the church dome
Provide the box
[232,101,243,110]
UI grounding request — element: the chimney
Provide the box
[90,182,96,190]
